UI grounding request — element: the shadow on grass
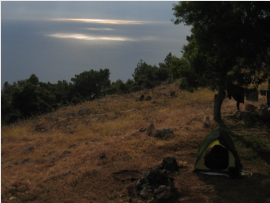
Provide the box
[221,120,270,165]
[231,133,270,165]
[195,172,270,203]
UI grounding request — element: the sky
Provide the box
[1,1,191,86]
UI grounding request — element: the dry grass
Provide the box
[1,83,270,203]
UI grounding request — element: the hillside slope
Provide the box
[2,83,270,203]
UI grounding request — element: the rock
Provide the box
[127,109,136,112]
[245,104,257,112]
[154,185,167,194]
[9,197,17,200]
[131,132,139,136]
[140,188,152,198]
[146,123,155,136]
[68,144,77,149]
[139,128,146,133]
[154,128,173,138]
[21,158,32,164]
[159,157,179,172]
[62,150,71,155]
[23,146,35,153]
[156,190,171,199]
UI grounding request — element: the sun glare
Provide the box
[51,18,146,25]
[47,33,137,41]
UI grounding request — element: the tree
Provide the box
[133,60,161,89]
[164,52,173,67]
[112,79,128,93]
[125,79,138,92]
[11,83,39,117]
[11,75,56,118]
[2,82,16,121]
[172,2,270,122]
[71,93,84,105]
[27,74,39,86]
[157,53,171,81]
[2,81,15,96]
[168,56,190,80]
[1,91,17,124]
[71,69,111,100]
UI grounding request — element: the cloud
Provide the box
[50,18,150,25]
[47,33,138,42]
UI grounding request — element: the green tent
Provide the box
[194,126,242,178]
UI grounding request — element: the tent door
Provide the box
[204,145,229,170]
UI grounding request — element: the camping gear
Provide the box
[194,126,242,178]
[260,90,266,96]
[246,88,258,102]
[227,84,245,110]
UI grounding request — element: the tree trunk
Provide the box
[214,87,226,123]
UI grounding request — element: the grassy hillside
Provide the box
[2,83,270,203]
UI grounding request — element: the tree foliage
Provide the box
[172,1,270,121]
[11,79,56,118]
[132,55,171,90]
[71,69,111,100]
